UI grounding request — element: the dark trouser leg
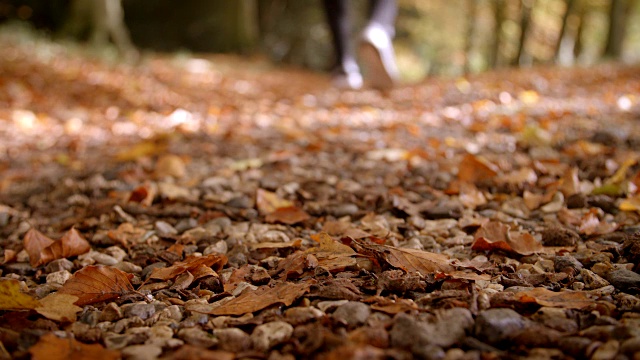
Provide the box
[323,0,362,88]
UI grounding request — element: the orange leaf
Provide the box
[515,288,595,309]
[29,333,120,360]
[381,245,454,274]
[148,253,227,281]
[23,228,55,267]
[458,154,498,183]
[265,206,310,224]
[307,233,356,272]
[58,266,135,306]
[256,189,293,215]
[40,228,91,266]
[189,281,312,316]
[472,221,543,255]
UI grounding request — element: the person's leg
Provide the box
[360,0,399,89]
[323,0,362,89]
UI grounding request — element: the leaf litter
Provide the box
[1,31,640,359]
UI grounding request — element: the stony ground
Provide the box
[2,29,640,360]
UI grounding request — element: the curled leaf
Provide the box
[148,253,227,281]
[23,228,55,267]
[40,228,91,266]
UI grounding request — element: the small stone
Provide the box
[214,328,252,352]
[606,268,640,293]
[113,317,145,334]
[105,246,128,262]
[432,307,474,347]
[45,270,72,286]
[100,302,124,322]
[332,301,371,327]
[590,340,619,360]
[581,269,610,289]
[16,249,29,263]
[541,226,579,246]
[284,306,325,325]
[121,344,162,360]
[389,313,444,356]
[621,337,640,356]
[326,203,359,217]
[554,255,583,275]
[177,327,217,348]
[474,308,530,345]
[251,321,294,351]
[115,261,143,274]
[155,220,178,237]
[157,305,183,322]
[44,258,73,273]
[123,303,156,320]
[203,241,228,255]
[532,307,578,333]
[104,333,137,350]
[558,336,599,359]
[79,250,118,266]
[317,300,349,312]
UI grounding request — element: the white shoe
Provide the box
[359,24,399,89]
[332,60,363,90]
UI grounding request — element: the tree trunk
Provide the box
[554,0,575,62]
[489,0,505,68]
[463,0,478,73]
[513,0,535,66]
[604,0,630,58]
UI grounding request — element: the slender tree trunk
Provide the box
[489,0,505,68]
[573,6,585,60]
[604,0,630,58]
[513,0,535,66]
[464,0,478,73]
[554,0,575,62]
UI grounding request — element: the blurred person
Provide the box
[323,0,399,90]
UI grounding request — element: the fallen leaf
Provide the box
[35,293,82,322]
[307,233,357,272]
[189,281,312,316]
[516,287,595,309]
[0,279,40,310]
[127,182,157,206]
[23,228,55,267]
[29,333,120,360]
[256,189,293,215]
[559,168,580,197]
[40,228,91,266]
[3,249,17,264]
[274,251,316,279]
[472,221,543,255]
[58,265,135,306]
[458,154,499,183]
[366,296,419,314]
[107,222,147,246]
[148,253,227,281]
[265,206,310,224]
[380,245,454,274]
[155,154,186,178]
[169,345,235,360]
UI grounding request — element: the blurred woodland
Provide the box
[0,0,639,79]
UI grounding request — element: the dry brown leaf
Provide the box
[274,251,316,279]
[127,182,157,206]
[155,154,186,178]
[516,287,595,309]
[559,168,580,197]
[29,333,120,360]
[381,245,454,274]
[472,221,543,255]
[206,281,312,316]
[35,293,82,322]
[23,228,55,267]
[265,206,310,224]
[58,265,135,306]
[0,279,40,310]
[3,249,17,264]
[107,222,147,247]
[458,154,499,183]
[307,233,357,272]
[148,253,227,281]
[249,238,303,251]
[169,345,235,360]
[256,189,293,215]
[40,228,91,266]
[578,210,618,235]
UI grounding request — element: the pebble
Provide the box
[155,220,178,237]
[214,328,252,352]
[590,340,620,360]
[284,306,325,325]
[474,308,530,345]
[177,327,218,348]
[157,305,183,322]
[620,337,640,356]
[432,307,474,347]
[332,301,371,327]
[389,309,472,351]
[105,246,128,262]
[251,321,294,351]
[581,269,611,289]
[606,269,640,293]
[44,258,73,273]
[123,303,156,321]
[259,230,290,243]
[531,307,578,333]
[99,302,124,322]
[326,203,359,217]
[79,250,119,266]
[558,336,600,358]
[104,333,137,350]
[121,344,162,360]
[45,270,72,286]
[317,300,349,312]
[541,226,579,246]
[203,241,228,255]
[115,261,143,274]
[554,255,583,274]
[113,317,144,334]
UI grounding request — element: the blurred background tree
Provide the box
[0,0,638,80]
